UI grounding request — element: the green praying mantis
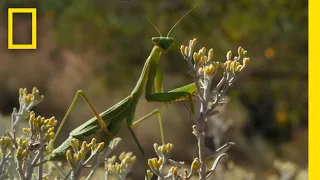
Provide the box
[49,4,201,160]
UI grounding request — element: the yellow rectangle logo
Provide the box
[8,8,37,50]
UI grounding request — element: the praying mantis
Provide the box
[49,3,201,160]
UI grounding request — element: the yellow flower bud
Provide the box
[191,158,201,171]
[236,65,243,72]
[119,152,126,161]
[146,170,153,179]
[170,167,178,176]
[199,56,205,66]
[66,150,72,161]
[233,56,239,61]
[198,48,204,57]
[193,52,199,62]
[19,88,24,96]
[238,46,243,56]
[81,141,89,150]
[89,138,97,149]
[157,158,163,167]
[49,118,57,127]
[47,127,54,134]
[153,143,159,152]
[32,87,38,95]
[48,132,55,139]
[40,117,45,124]
[208,48,214,60]
[226,50,232,60]
[130,156,136,164]
[180,45,184,55]
[22,128,31,134]
[204,64,215,75]
[107,155,117,165]
[96,142,105,151]
[126,152,133,158]
[148,159,155,169]
[44,119,49,125]
[162,144,168,152]
[168,143,173,151]
[23,88,28,95]
[36,116,41,124]
[243,58,250,66]
[200,47,206,55]
[225,61,231,70]
[230,61,236,70]
[192,38,197,45]
[160,146,165,153]
[184,46,189,56]
[78,149,86,159]
[33,122,39,130]
[30,111,35,119]
[70,139,79,149]
[24,96,30,104]
[72,154,78,162]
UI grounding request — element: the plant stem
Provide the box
[37,150,44,180]
[197,108,207,180]
[198,131,206,180]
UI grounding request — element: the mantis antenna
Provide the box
[144,14,162,37]
[167,1,204,37]
[123,0,162,37]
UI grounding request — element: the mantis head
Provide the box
[152,37,175,52]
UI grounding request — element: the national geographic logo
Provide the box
[8,8,37,50]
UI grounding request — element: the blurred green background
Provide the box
[0,0,307,179]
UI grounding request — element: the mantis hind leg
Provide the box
[51,90,110,146]
[131,109,165,144]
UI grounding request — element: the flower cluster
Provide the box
[12,88,44,130]
[66,138,105,168]
[146,142,217,180]
[106,152,137,179]
[181,39,249,105]
[8,112,58,180]
[179,38,250,179]
[66,137,122,180]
